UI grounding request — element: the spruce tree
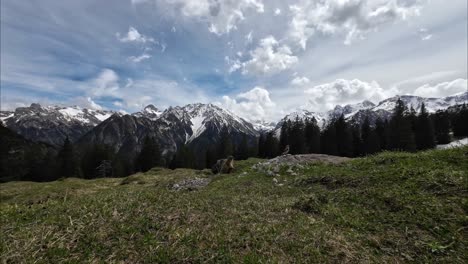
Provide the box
[289,117,306,154]
[264,132,279,158]
[218,126,233,158]
[236,134,249,160]
[305,118,321,153]
[452,104,468,137]
[390,98,416,152]
[279,120,290,152]
[205,146,216,169]
[361,117,380,155]
[335,115,353,157]
[58,137,80,178]
[433,110,451,144]
[321,121,338,155]
[137,136,162,172]
[415,103,436,150]
[258,133,266,158]
[375,118,389,150]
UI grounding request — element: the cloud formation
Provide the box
[219,87,277,122]
[116,27,155,43]
[288,0,423,48]
[413,78,467,98]
[304,79,388,111]
[135,0,264,35]
[240,36,298,75]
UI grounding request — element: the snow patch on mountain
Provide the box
[132,104,163,121]
[187,112,206,143]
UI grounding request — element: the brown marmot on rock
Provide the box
[211,156,234,174]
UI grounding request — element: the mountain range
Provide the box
[1,92,466,158]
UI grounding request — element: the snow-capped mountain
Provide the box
[1,103,114,146]
[132,104,163,121]
[77,103,259,163]
[251,120,277,132]
[275,92,468,132]
[158,103,257,144]
[2,92,466,149]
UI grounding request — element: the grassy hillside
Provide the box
[1,147,467,263]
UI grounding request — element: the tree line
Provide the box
[258,100,468,158]
[2,100,467,182]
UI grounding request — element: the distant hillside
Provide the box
[0,124,56,182]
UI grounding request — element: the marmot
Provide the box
[211,156,234,174]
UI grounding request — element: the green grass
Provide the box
[1,148,467,263]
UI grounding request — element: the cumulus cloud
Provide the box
[219,87,277,122]
[240,36,298,75]
[116,27,155,43]
[413,79,467,98]
[304,79,388,111]
[89,69,120,97]
[136,0,264,35]
[72,96,103,110]
[288,0,423,48]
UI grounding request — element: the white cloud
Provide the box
[219,87,277,122]
[144,0,264,35]
[89,69,120,97]
[304,79,389,111]
[274,8,281,16]
[73,96,103,110]
[291,76,310,86]
[288,0,423,48]
[413,78,467,98]
[116,27,155,43]
[129,53,151,63]
[240,36,298,75]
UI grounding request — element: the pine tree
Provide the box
[289,117,306,154]
[279,120,290,152]
[415,103,436,150]
[137,136,162,172]
[264,132,279,158]
[305,118,321,153]
[169,145,195,169]
[351,126,363,157]
[58,137,80,178]
[258,133,266,158]
[236,134,249,160]
[205,146,216,169]
[81,144,114,178]
[375,118,389,150]
[390,98,416,152]
[361,117,380,155]
[433,110,451,144]
[452,104,468,137]
[335,115,353,157]
[218,126,233,158]
[321,122,338,155]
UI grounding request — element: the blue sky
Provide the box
[1,0,467,122]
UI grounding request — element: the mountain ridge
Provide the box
[1,92,466,147]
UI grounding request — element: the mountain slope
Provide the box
[78,103,259,163]
[1,104,114,146]
[0,124,55,182]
